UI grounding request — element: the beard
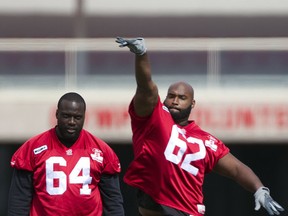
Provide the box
[169,105,192,122]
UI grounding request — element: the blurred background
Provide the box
[0,0,288,215]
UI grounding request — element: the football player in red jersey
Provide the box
[116,37,284,216]
[7,92,125,216]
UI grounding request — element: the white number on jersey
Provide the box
[164,125,206,176]
[46,156,92,195]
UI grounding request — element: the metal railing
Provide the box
[0,38,287,90]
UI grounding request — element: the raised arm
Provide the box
[116,37,158,117]
[213,153,284,215]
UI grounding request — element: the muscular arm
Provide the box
[99,174,125,216]
[7,169,33,216]
[213,153,263,193]
[115,37,158,117]
[133,54,159,117]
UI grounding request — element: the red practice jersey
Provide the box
[124,97,230,216]
[11,128,121,216]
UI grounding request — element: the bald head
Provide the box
[167,81,194,99]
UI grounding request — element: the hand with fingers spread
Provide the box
[116,37,147,56]
[254,187,284,215]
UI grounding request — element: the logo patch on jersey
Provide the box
[91,148,103,163]
[33,145,48,155]
[162,105,170,113]
[205,136,218,152]
[66,149,73,155]
[197,204,205,214]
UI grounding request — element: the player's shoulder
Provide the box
[187,121,207,135]
[189,121,223,143]
[13,128,54,159]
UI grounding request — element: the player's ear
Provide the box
[56,109,59,119]
[191,100,196,108]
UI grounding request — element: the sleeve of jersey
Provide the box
[128,98,152,133]
[7,169,33,216]
[128,97,161,155]
[205,138,230,173]
[99,174,125,216]
[102,144,121,175]
[10,140,34,171]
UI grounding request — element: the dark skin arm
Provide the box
[213,153,263,193]
[133,53,158,117]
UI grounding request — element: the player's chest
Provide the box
[32,147,105,196]
[33,146,105,176]
[164,125,213,176]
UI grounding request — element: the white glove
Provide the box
[254,187,284,215]
[116,37,147,56]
